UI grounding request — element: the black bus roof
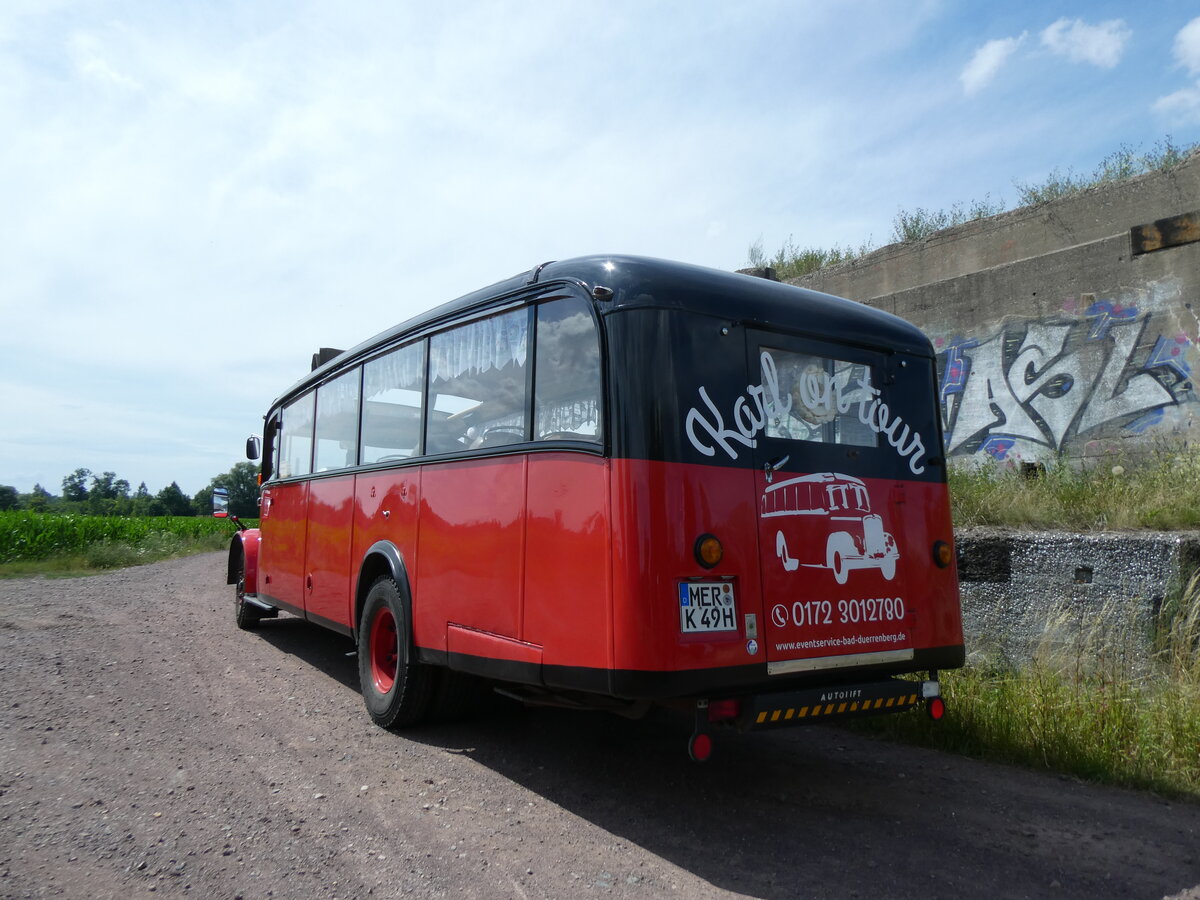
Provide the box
[277,254,933,408]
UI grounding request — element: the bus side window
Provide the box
[278,392,315,479]
[427,309,529,455]
[534,296,602,442]
[361,341,426,464]
[314,368,361,472]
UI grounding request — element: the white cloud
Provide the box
[961,34,1026,95]
[1154,17,1200,124]
[1040,18,1130,68]
[69,31,143,91]
[1153,86,1200,124]
[1174,16,1200,76]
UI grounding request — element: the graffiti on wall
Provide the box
[934,287,1196,462]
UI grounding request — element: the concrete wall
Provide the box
[791,153,1200,466]
[957,528,1200,672]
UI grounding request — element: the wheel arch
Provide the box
[227,528,260,593]
[355,541,414,642]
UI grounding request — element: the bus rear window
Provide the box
[762,347,877,447]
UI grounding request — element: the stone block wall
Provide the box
[956,528,1200,671]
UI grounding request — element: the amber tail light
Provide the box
[932,540,953,568]
[694,534,723,569]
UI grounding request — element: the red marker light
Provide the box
[927,697,946,721]
[688,732,713,762]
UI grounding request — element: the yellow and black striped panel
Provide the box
[747,681,925,729]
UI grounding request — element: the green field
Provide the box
[0,511,246,575]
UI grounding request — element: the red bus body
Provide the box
[226,256,963,750]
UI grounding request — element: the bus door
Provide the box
[302,369,362,631]
[746,333,916,675]
[259,396,314,613]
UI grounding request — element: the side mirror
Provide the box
[212,487,230,518]
[246,436,262,461]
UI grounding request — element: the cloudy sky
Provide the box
[2,1,1199,498]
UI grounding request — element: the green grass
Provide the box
[750,136,1200,274]
[949,452,1200,531]
[890,195,1006,243]
[858,455,1200,797]
[0,511,242,576]
[747,234,876,280]
[858,586,1200,797]
[1014,137,1196,207]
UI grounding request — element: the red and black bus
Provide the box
[221,255,963,759]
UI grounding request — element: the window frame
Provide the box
[261,283,608,484]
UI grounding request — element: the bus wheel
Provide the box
[357,576,434,729]
[233,557,261,631]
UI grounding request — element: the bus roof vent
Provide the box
[311,347,344,371]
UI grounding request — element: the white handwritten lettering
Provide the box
[684,353,928,474]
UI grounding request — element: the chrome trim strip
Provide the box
[767,648,914,675]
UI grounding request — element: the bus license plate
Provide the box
[678,581,737,633]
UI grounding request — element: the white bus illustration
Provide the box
[761,472,899,584]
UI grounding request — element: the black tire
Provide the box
[357,575,435,729]
[233,555,261,631]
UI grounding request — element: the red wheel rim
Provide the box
[369,606,398,695]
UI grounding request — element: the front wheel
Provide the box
[233,556,261,631]
[357,576,434,729]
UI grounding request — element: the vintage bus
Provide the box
[221,255,963,760]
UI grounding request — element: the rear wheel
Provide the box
[357,576,434,729]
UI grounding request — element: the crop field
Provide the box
[0,511,245,568]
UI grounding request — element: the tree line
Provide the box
[0,462,261,519]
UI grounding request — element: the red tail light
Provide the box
[707,699,740,722]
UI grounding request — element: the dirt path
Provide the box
[1,552,1198,899]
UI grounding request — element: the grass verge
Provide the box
[857,580,1200,799]
[0,530,231,578]
[949,451,1200,531]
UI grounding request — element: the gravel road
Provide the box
[1,552,1198,900]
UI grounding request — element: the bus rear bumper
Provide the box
[738,677,940,730]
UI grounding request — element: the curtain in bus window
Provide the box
[361,342,426,463]
[279,392,315,478]
[314,368,361,472]
[427,309,529,454]
[429,311,527,381]
[761,347,877,447]
[534,297,602,441]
